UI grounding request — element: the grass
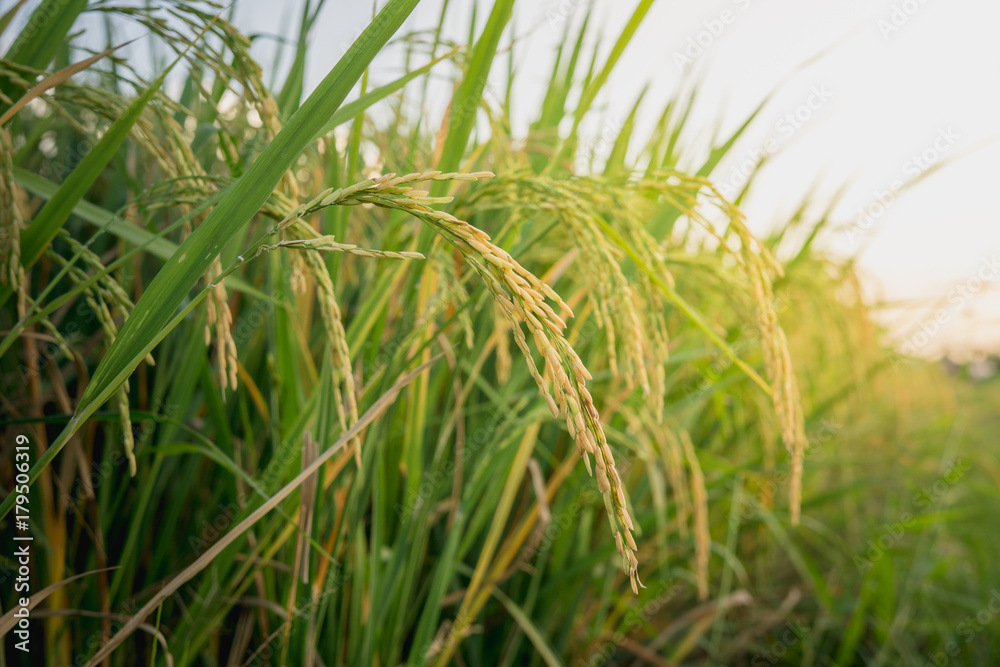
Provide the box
[0,1,998,665]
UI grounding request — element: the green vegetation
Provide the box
[0,1,997,665]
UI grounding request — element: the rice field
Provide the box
[0,1,998,665]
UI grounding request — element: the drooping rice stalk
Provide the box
[657,175,809,525]
[273,170,644,589]
[0,127,24,309]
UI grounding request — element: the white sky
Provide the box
[7,0,999,359]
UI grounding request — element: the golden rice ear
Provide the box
[664,430,692,539]
[460,174,672,418]
[277,172,643,590]
[726,209,806,527]
[460,169,807,567]
[0,128,24,295]
[680,430,709,601]
[296,242,361,469]
[206,257,238,393]
[635,172,807,527]
[117,386,136,477]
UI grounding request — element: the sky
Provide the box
[7,0,999,359]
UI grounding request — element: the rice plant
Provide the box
[0,1,998,665]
